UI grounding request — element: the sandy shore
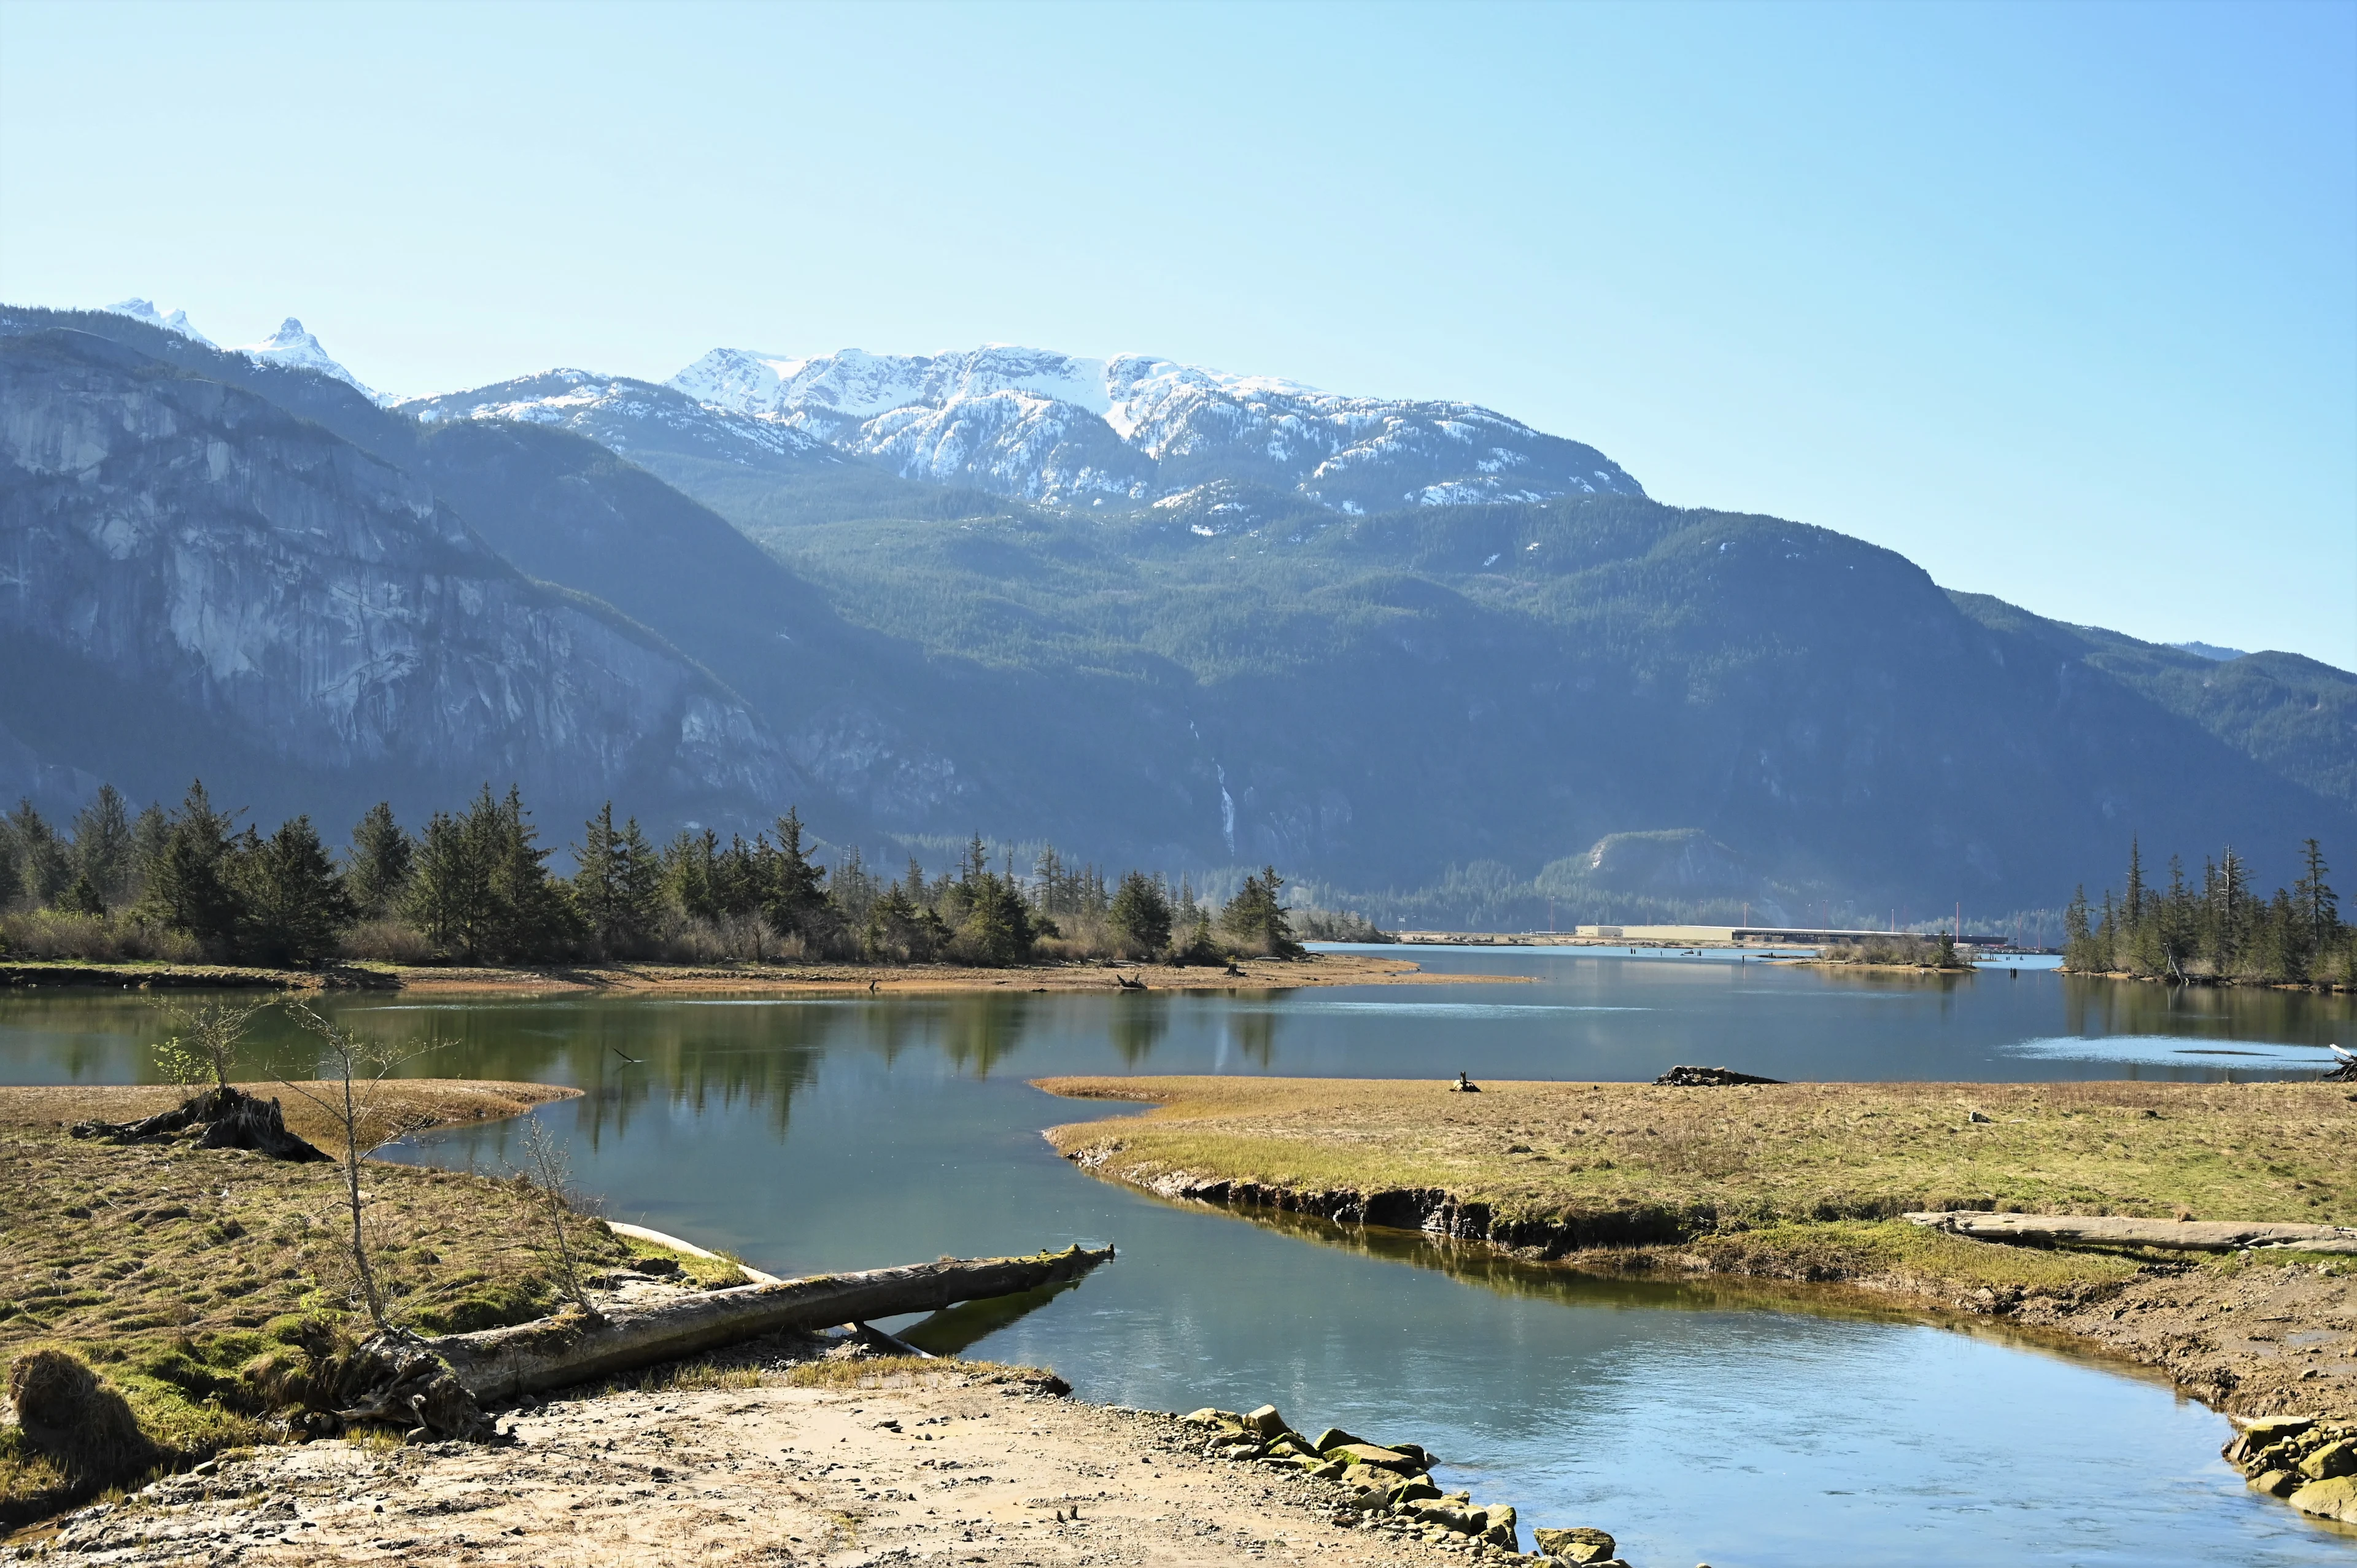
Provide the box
[0,953,1501,997]
[7,1365,1495,1567]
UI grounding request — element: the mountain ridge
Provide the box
[7,301,2350,922]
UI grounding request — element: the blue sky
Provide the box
[3,0,2351,666]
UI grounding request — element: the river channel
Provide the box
[5,949,2353,1565]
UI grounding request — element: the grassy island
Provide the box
[1039,1075,2357,1423]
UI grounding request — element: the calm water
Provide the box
[6,951,2353,1566]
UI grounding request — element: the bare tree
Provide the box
[509,1116,602,1321]
[149,995,273,1090]
[277,1002,438,1332]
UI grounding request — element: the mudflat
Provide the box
[10,1367,1480,1567]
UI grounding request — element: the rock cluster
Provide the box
[1177,1404,1628,1564]
[2224,1415,2357,1524]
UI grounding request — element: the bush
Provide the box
[0,910,201,964]
[338,917,436,964]
[1294,908,1393,943]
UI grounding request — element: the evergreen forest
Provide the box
[2062,838,2355,986]
[0,782,1312,971]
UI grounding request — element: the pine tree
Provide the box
[1219,865,1303,958]
[572,803,633,956]
[764,808,830,940]
[346,803,414,919]
[486,786,576,962]
[7,800,72,905]
[1109,870,1173,956]
[238,816,356,966]
[2294,840,2339,949]
[2062,884,2096,970]
[130,803,170,902]
[71,785,134,906]
[407,805,495,961]
[664,828,721,922]
[139,782,245,953]
[2123,838,2145,927]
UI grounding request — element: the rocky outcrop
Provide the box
[0,328,800,824]
[2223,1416,2357,1524]
[1177,1402,1634,1565]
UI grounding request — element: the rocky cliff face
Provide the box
[0,329,799,825]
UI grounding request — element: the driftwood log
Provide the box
[1905,1211,2357,1254]
[68,1085,328,1162]
[432,1243,1115,1402]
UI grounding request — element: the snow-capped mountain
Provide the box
[100,301,380,401]
[662,344,1645,513]
[401,369,834,467]
[104,298,214,347]
[236,317,376,400]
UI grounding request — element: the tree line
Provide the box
[0,781,1306,970]
[2063,838,2353,986]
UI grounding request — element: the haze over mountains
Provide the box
[2,299,2349,928]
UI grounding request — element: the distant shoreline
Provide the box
[0,951,1511,997]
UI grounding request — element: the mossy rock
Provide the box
[2288,1475,2357,1524]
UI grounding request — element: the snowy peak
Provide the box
[664,342,1643,512]
[104,298,215,347]
[397,369,831,466]
[236,317,377,401]
[671,345,1118,423]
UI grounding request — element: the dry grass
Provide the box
[0,1080,608,1520]
[776,1357,1054,1391]
[1037,1076,2357,1230]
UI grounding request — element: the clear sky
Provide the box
[3,0,2351,666]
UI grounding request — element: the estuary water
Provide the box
[4,950,2353,1566]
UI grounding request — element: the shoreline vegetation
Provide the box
[0,779,1377,980]
[2063,836,2356,989]
[0,950,1475,995]
[1034,1073,2357,1517]
[1798,933,1973,971]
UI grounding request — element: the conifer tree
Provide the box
[1109,870,1173,955]
[130,803,170,900]
[346,803,414,919]
[2295,840,2339,949]
[1220,865,1303,958]
[408,806,493,960]
[486,786,576,961]
[664,828,721,922]
[238,816,355,966]
[71,785,134,906]
[765,808,830,939]
[7,800,71,906]
[572,802,638,956]
[139,782,245,952]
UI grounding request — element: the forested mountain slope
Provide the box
[747,496,2351,912]
[3,304,2347,920]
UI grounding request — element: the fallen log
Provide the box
[431,1243,1115,1402]
[1904,1211,2357,1254]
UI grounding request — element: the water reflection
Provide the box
[6,970,2357,1565]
